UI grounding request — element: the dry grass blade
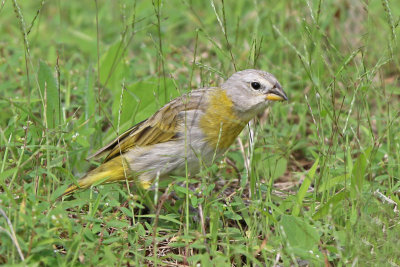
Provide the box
[0,208,25,261]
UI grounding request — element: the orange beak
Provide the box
[266,87,288,101]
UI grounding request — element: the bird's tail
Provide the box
[62,156,131,197]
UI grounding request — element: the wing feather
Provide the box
[87,119,146,160]
[90,89,211,162]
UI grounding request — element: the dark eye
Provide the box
[251,82,261,90]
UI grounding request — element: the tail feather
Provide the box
[62,156,131,197]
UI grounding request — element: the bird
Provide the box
[62,69,287,196]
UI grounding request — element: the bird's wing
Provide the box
[89,89,211,162]
[86,119,146,160]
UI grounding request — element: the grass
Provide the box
[1,0,400,265]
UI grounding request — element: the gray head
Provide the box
[221,69,287,119]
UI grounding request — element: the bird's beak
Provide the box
[266,85,288,101]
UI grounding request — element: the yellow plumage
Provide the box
[63,156,131,195]
[199,90,247,149]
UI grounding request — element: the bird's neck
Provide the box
[199,89,248,150]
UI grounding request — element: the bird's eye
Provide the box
[251,82,261,90]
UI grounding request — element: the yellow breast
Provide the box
[199,89,247,150]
